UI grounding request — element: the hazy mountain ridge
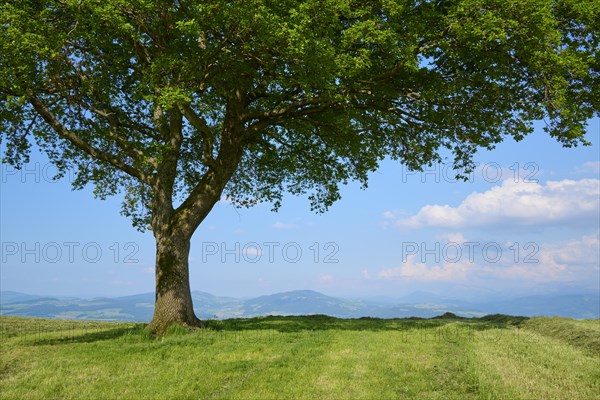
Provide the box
[1,289,598,322]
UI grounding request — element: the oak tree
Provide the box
[1,0,598,332]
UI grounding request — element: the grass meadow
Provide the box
[0,315,598,399]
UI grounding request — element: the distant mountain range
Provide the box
[1,289,598,322]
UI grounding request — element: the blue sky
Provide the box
[1,119,599,299]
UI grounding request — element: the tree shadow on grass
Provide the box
[24,324,147,346]
[19,314,529,344]
[203,314,529,333]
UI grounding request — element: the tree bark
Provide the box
[148,229,201,333]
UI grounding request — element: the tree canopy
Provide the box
[3,0,598,229]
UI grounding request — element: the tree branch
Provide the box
[245,97,339,136]
[153,104,171,140]
[29,96,152,185]
[88,104,159,140]
[88,106,157,168]
[264,131,325,165]
[173,96,247,236]
[178,104,216,167]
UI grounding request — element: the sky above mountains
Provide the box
[1,119,599,300]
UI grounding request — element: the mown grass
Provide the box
[521,317,600,354]
[0,315,598,399]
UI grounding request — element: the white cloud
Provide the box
[374,234,599,285]
[383,210,402,219]
[273,221,297,229]
[538,233,600,267]
[381,210,407,229]
[396,179,599,229]
[378,255,471,281]
[241,246,262,258]
[436,232,467,244]
[576,161,600,174]
[319,274,335,283]
[482,234,599,282]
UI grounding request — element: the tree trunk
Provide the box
[148,230,201,333]
[146,104,245,334]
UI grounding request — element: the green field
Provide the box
[0,315,598,399]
